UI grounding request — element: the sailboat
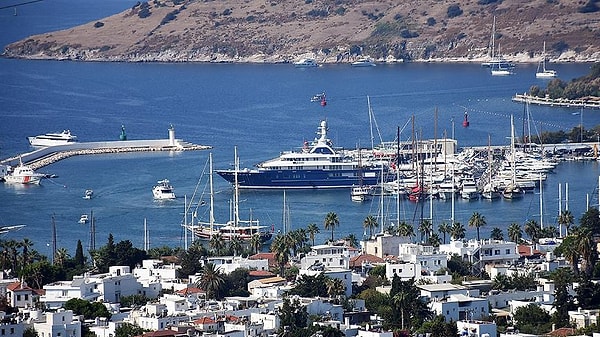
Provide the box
[481,135,500,200]
[482,16,515,72]
[535,42,557,78]
[502,115,523,199]
[351,148,372,202]
[190,151,273,243]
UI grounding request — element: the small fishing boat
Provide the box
[83,189,94,199]
[79,214,89,224]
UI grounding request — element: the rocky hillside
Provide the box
[3,0,600,63]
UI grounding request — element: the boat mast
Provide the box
[51,214,57,265]
[396,126,401,230]
[209,153,215,237]
[232,147,240,228]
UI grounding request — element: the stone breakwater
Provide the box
[1,141,211,171]
[27,144,211,171]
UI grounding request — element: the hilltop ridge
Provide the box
[3,0,600,63]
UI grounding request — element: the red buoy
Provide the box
[462,111,470,127]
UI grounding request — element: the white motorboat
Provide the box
[351,185,372,202]
[294,58,319,68]
[491,65,513,76]
[28,130,77,147]
[78,214,89,224]
[351,58,376,67]
[152,179,176,200]
[460,177,478,200]
[83,189,94,199]
[3,159,44,185]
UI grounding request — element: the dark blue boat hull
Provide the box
[216,169,388,189]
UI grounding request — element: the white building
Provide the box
[300,244,351,270]
[87,266,145,303]
[429,293,489,322]
[0,311,23,337]
[397,243,448,275]
[205,256,269,274]
[361,234,411,258]
[41,277,100,310]
[33,310,81,337]
[440,239,519,273]
[456,320,497,337]
[569,308,600,329]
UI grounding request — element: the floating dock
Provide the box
[512,93,600,109]
[0,127,211,170]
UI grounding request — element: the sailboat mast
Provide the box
[368,96,375,151]
[209,153,215,236]
[51,214,57,265]
[396,126,401,228]
[234,147,240,227]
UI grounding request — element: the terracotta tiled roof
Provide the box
[7,282,34,292]
[518,244,542,257]
[349,254,385,268]
[256,276,286,284]
[140,330,179,337]
[547,327,576,336]
[176,287,205,295]
[249,252,277,267]
[194,316,216,325]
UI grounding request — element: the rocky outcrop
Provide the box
[3,0,600,63]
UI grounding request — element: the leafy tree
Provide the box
[178,241,208,278]
[288,274,329,297]
[64,298,111,320]
[115,322,145,337]
[278,297,308,336]
[389,277,432,331]
[24,327,38,337]
[438,222,451,244]
[415,315,459,337]
[357,288,388,312]
[223,268,251,297]
[581,207,600,235]
[120,294,151,307]
[513,304,552,334]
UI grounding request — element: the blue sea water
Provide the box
[1,0,599,256]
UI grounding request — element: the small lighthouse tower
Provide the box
[168,124,176,146]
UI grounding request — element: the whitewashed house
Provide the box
[429,293,490,322]
[361,233,410,258]
[205,256,269,274]
[41,276,100,310]
[456,320,497,337]
[439,239,519,273]
[33,310,81,337]
[0,311,23,337]
[6,281,35,308]
[87,266,144,303]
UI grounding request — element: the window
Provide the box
[506,249,511,254]
[16,295,21,301]
[494,249,500,255]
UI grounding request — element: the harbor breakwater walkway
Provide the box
[512,93,600,109]
[0,138,211,170]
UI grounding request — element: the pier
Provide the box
[512,93,600,109]
[0,129,211,170]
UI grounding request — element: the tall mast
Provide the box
[51,214,57,265]
[209,153,215,236]
[234,146,239,227]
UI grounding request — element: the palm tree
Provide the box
[524,219,540,244]
[558,210,574,237]
[363,215,379,238]
[560,235,580,274]
[54,247,70,267]
[577,227,596,276]
[428,232,442,247]
[325,278,346,300]
[398,222,415,240]
[438,222,451,244]
[468,212,486,241]
[306,223,320,247]
[507,223,523,244]
[195,262,225,300]
[209,233,225,256]
[418,219,433,243]
[20,238,34,270]
[250,233,262,254]
[490,227,504,240]
[270,234,292,277]
[324,212,340,243]
[229,236,243,256]
[343,233,359,248]
[450,222,465,241]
